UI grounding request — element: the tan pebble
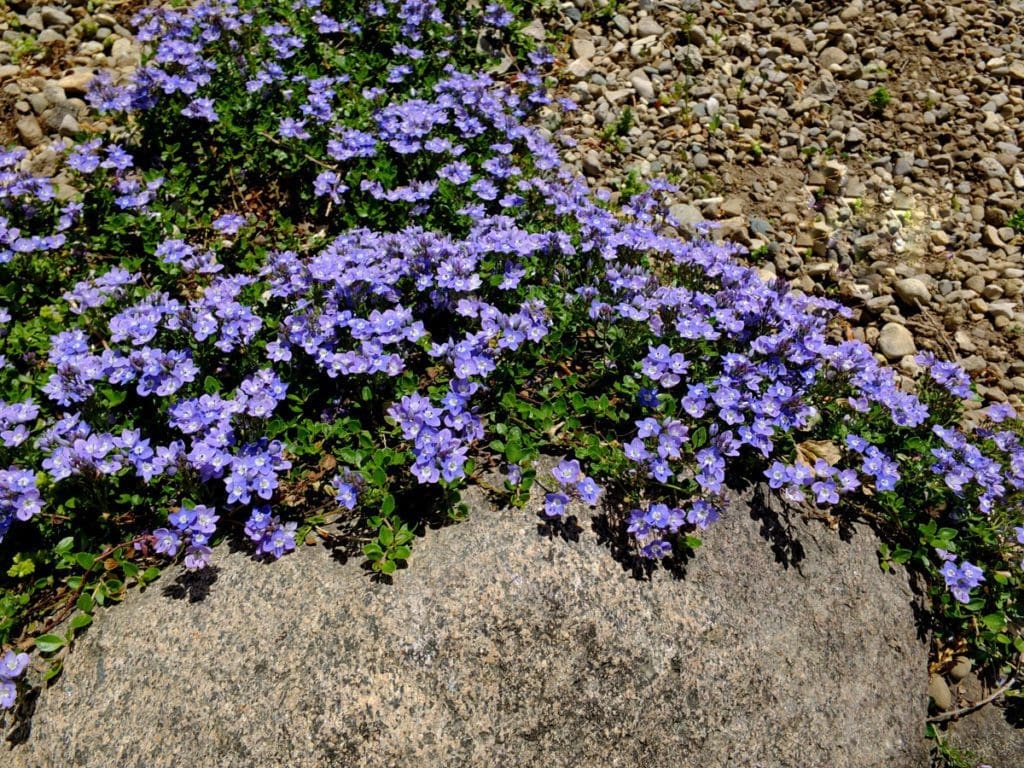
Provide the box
[56,69,96,95]
[928,673,953,711]
[948,656,972,682]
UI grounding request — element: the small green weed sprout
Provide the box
[1007,208,1024,235]
[869,86,892,113]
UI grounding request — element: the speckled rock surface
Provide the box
[8,483,928,768]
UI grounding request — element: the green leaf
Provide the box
[505,442,524,463]
[76,593,93,614]
[391,545,411,560]
[100,386,128,408]
[380,494,395,517]
[203,375,221,394]
[363,543,384,560]
[370,466,387,487]
[43,660,63,683]
[982,613,1006,633]
[75,552,95,570]
[70,613,92,631]
[55,537,74,555]
[35,634,66,653]
[379,527,394,547]
[379,558,397,575]
[393,527,414,546]
[891,547,912,564]
[7,558,35,578]
[691,426,707,450]
[903,437,930,453]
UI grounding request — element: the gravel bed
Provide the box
[532,0,1024,419]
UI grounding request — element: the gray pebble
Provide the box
[636,17,664,38]
[40,7,74,28]
[16,114,44,147]
[893,277,932,307]
[571,38,595,61]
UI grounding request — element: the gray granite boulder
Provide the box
[8,481,928,767]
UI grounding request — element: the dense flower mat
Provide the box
[0,0,1020,721]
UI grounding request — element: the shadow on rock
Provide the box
[161,565,220,602]
[535,512,582,544]
[3,683,38,747]
[748,484,806,569]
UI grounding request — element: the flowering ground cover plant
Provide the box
[0,0,1021,747]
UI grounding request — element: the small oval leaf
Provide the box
[35,634,67,653]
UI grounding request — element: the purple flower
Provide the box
[641,539,672,559]
[637,387,660,408]
[181,97,218,122]
[484,3,514,27]
[544,492,569,518]
[332,477,359,510]
[279,117,310,140]
[190,505,219,534]
[0,680,15,709]
[940,556,985,604]
[687,500,720,529]
[184,544,213,570]
[244,506,274,540]
[506,464,522,486]
[627,508,650,537]
[644,503,671,529]
[552,459,582,486]
[152,528,181,556]
[845,434,869,453]
[257,521,298,559]
[986,403,1017,423]
[576,476,602,506]
[624,437,649,463]
[811,478,839,506]
[764,461,789,489]
[168,507,197,530]
[0,649,29,680]
[211,213,246,234]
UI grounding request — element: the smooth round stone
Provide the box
[877,322,916,361]
[928,674,953,711]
